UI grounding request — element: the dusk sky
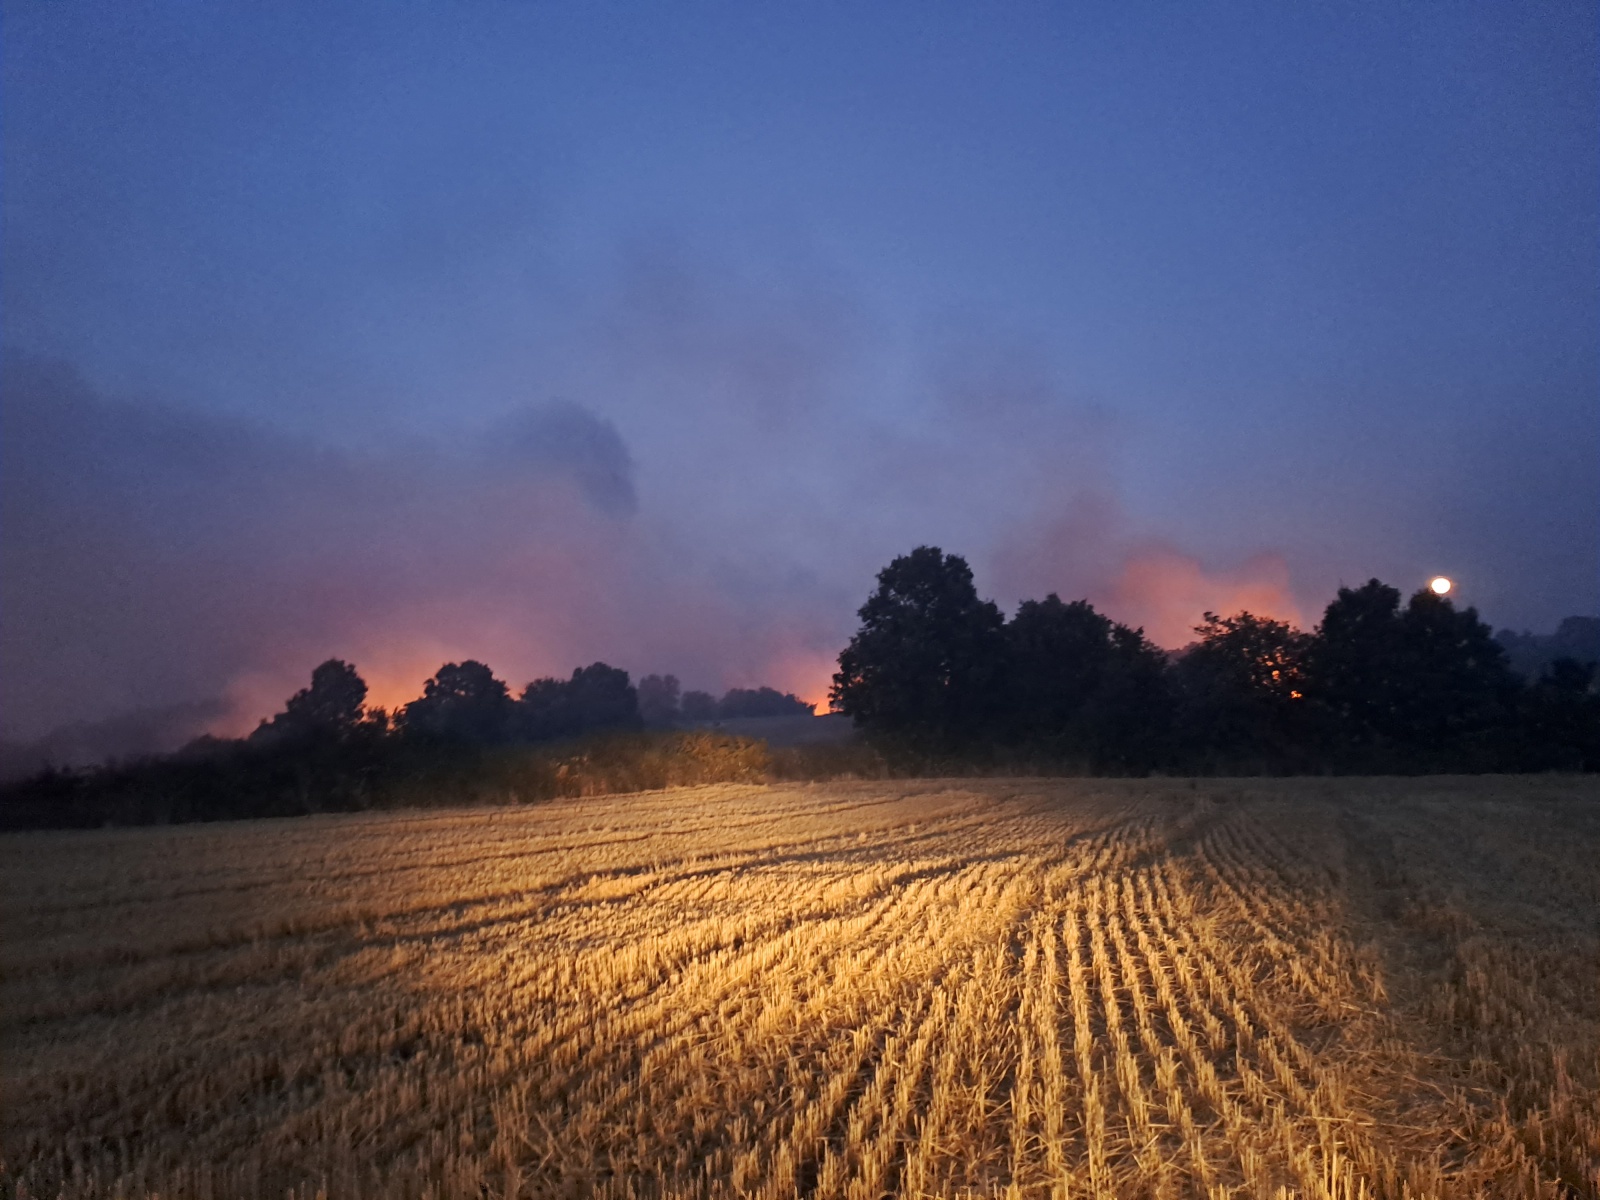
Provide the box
[3,2,1596,747]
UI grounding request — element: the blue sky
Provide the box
[3,1,1595,739]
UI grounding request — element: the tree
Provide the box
[1302,579,1406,753]
[831,546,1005,752]
[1003,595,1172,766]
[252,659,369,743]
[517,677,569,740]
[517,663,641,741]
[637,674,681,726]
[1391,588,1520,758]
[1304,580,1519,765]
[566,663,640,732]
[401,661,512,744]
[680,690,718,721]
[1515,658,1600,771]
[718,687,814,719]
[1174,612,1310,765]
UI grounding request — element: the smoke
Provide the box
[1,355,607,738]
[0,699,228,780]
[2,273,1314,756]
[0,351,855,744]
[1093,547,1304,649]
[485,403,638,518]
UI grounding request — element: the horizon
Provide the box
[3,3,1595,752]
[3,566,1589,773]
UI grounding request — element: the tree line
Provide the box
[831,546,1600,773]
[4,545,1593,830]
[0,659,822,829]
[249,660,816,748]
[637,675,816,725]
[249,659,644,748]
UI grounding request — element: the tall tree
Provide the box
[253,659,369,743]
[1303,579,1406,751]
[1004,595,1171,766]
[401,661,512,744]
[1392,588,1520,757]
[1304,580,1519,764]
[831,546,1005,752]
[636,674,682,726]
[1174,612,1310,765]
[517,663,641,741]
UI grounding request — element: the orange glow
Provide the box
[351,635,495,714]
[205,654,439,738]
[209,604,569,733]
[1096,549,1304,649]
[1429,576,1452,596]
[731,649,838,715]
[212,612,844,735]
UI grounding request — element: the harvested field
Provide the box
[4,777,1598,1199]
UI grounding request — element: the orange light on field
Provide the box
[1429,576,1452,596]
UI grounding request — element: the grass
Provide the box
[3,776,1597,1198]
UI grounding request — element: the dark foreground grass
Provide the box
[0,730,894,831]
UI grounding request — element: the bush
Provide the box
[0,730,783,830]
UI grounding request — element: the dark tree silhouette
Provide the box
[680,690,718,721]
[518,663,641,740]
[1391,588,1520,757]
[1175,612,1310,764]
[1515,658,1600,771]
[1304,581,1520,764]
[1302,580,1406,749]
[252,659,369,743]
[718,687,815,719]
[637,674,682,726]
[401,661,513,744]
[831,546,1005,752]
[1004,595,1171,766]
[567,663,641,732]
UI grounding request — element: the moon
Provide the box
[1429,576,1452,595]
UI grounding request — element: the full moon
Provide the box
[1429,576,1453,595]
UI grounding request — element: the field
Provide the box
[4,777,1598,1199]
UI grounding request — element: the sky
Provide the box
[3,1,1596,750]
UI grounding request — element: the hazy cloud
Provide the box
[3,5,1591,764]
[2,312,1331,756]
[486,402,637,518]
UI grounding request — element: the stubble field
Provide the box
[4,776,1598,1199]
